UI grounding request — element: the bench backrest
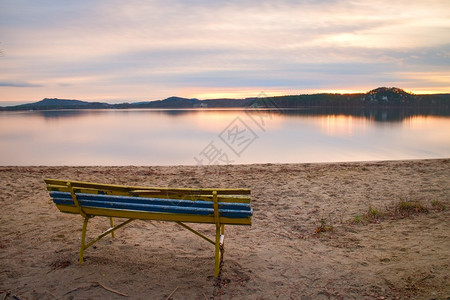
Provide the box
[45,178,252,225]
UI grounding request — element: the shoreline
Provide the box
[1,159,449,299]
[2,156,449,168]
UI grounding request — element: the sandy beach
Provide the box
[0,159,449,299]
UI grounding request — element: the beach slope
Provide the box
[0,159,449,299]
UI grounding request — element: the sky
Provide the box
[0,0,449,105]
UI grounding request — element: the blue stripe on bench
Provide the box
[50,192,251,210]
[50,191,252,219]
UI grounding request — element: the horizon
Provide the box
[2,86,449,107]
[1,1,449,104]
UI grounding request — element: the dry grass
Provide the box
[350,198,445,225]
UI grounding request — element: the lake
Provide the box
[0,107,449,165]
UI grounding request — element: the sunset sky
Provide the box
[1,0,449,105]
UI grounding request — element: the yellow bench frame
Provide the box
[44,178,252,277]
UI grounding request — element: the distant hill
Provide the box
[1,87,448,111]
[247,87,449,108]
[114,97,201,109]
[0,96,201,111]
[35,98,96,106]
[0,98,112,111]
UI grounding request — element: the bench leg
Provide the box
[214,226,220,278]
[214,224,225,278]
[109,217,115,238]
[79,218,134,264]
[79,216,90,264]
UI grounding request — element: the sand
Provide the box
[0,159,449,299]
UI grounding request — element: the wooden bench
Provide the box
[44,178,252,277]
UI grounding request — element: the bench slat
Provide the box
[44,178,251,195]
[53,204,252,225]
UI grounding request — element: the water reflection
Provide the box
[4,106,449,123]
[268,107,450,122]
[320,115,360,137]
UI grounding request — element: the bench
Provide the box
[44,178,252,277]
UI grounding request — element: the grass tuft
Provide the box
[315,217,334,234]
[353,215,362,223]
[368,206,383,221]
[350,197,444,226]
[395,199,428,217]
[431,199,446,211]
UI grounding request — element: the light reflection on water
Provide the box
[0,108,449,165]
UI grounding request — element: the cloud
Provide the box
[0,81,42,87]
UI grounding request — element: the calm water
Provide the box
[0,108,449,165]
